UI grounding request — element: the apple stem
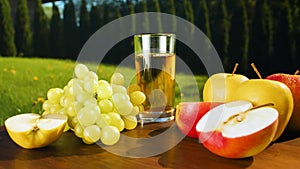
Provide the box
[251,63,262,79]
[232,63,239,76]
[295,70,299,75]
[250,103,274,111]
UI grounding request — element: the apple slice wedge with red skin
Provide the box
[196,100,279,159]
[175,102,222,138]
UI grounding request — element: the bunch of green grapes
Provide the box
[42,64,146,145]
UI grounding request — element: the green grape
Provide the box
[68,116,77,129]
[74,101,84,113]
[129,91,146,105]
[98,99,114,113]
[74,123,84,138]
[83,125,101,143]
[112,93,133,115]
[112,93,127,104]
[66,79,74,87]
[127,84,141,94]
[42,100,52,111]
[57,108,67,116]
[72,80,84,96]
[49,103,63,114]
[82,137,94,144]
[110,73,124,85]
[71,116,79,127]
[76,93,92,104]
[96,114,111,128]
[101,125,120,146]
[75,64,89,79]
[116,100,133,116]
[83,71,98,81]
[108,112,125,132]
[77,105,99,126]
[122,115,138,130]
[85,102,101,115]
[98,79,110,86]
[47,88,64,103]
[138,105,144,112]
[66,104,76,117]
[111,84,127,95]
[130,106,140,116]
[42,110,51,115]
[97,81,113,100]
[83,97,98,107]
[60,94,75,107]
[83,79,97,94]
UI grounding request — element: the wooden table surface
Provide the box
[1,121,300,169]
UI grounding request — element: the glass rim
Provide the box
[134,33,176,38]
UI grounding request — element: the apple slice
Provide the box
[196,100,278,158]
[5,113,67,149]
[175,102,222,138]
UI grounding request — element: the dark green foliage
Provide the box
[147,0,162,32]
[50,2,63,58]
[195,0,211,39]
[63,0,78,59]
[3,0,299,74]
[33,0,50,57]
[14,0,32,56]
[209,0,230,71]
[249,0,273,75]
[89,4,102,35]
[135,0,149,32]
[79,0,90,48]
[272,0,297,73]
[0,0,16,56]
[227,0,250,73]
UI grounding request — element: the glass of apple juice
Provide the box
[134,33,176,124]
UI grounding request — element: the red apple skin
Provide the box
[266,74,300,131]
[175,102,222,138]
[198,119,278,159]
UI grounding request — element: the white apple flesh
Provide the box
[5,113,67,149]
[196,100,278,158]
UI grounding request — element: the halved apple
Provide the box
[196,100,278,158]
[175,102,222,138]
[5,113,67,149]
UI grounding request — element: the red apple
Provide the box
[175,102,222,138]
[196,100,279,158]
[266,73,300,131]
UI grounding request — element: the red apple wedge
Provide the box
[175,102,222,138]
[196,100,278,159]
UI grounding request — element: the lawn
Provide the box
[0,57,208,125]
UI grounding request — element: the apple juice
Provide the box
[135,53,176,114]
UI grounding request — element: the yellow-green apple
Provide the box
[5,113,67,149]
[196,100,279,158]
[175,102,222,138]
[203,73,248,102]
[230,79,294,141]
[266,73,300,131]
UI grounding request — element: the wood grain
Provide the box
[1,122,300,169]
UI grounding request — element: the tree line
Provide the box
[0,0,299,75]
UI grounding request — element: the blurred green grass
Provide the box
[0,57,207,125]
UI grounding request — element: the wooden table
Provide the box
[1,121,300,169]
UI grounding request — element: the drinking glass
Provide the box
[134,33,176,123]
